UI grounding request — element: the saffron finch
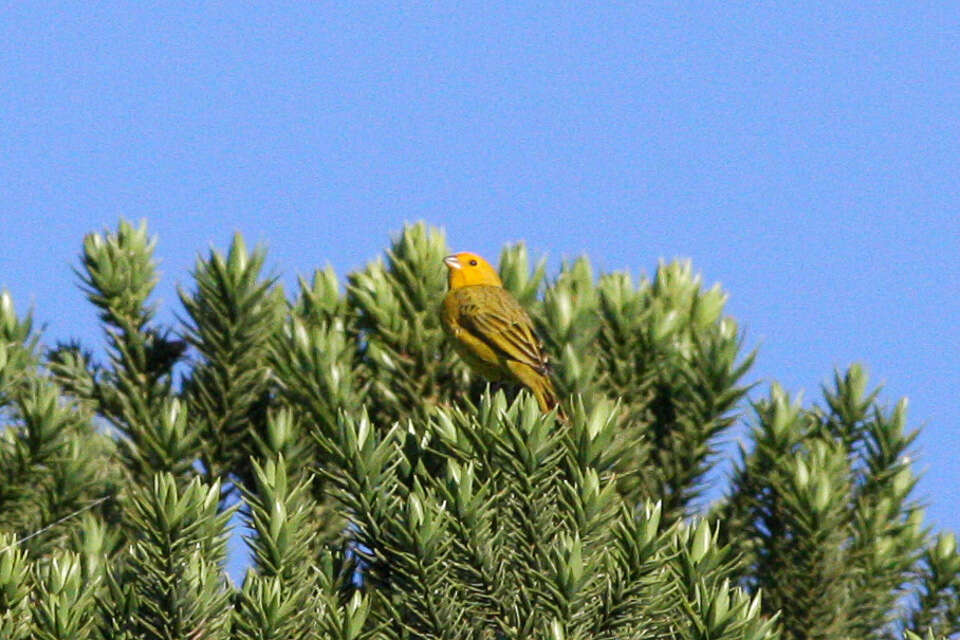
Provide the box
[440,252,560,413]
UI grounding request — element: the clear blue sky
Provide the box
[2,3,958,578]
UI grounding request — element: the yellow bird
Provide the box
[440,251,560,413]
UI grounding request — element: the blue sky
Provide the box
[1,3,958,578]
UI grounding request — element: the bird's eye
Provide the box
[469,259,478,266]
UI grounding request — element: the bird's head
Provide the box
[443,252,503,289]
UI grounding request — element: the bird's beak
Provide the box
[443,255,462,270]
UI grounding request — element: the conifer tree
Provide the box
[0,219,955,639]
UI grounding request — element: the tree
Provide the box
[0,220,955,639]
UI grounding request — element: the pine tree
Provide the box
[0,219,955,639]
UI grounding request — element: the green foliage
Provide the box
[65,219,191,483]
[347,222,462,426]
[232,453,318,639]
[721,367,928,639]
[536,256,602,400]
[181,233,284,489]
[0,289,39,397]
[909,532,960,637]
[310,390,774,639]
[0,533,32,640]
[0,219,954,639]
[33,551,99,640]
[101,474,234,639]
[0,292,116,559]
[595,261,753,520]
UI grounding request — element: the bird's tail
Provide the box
[532,375,559,414]
[510,361,565,419]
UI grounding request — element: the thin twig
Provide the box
[0,495,111,554]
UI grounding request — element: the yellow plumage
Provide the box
[440,252,559,413]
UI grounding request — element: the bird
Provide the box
[440,251,560,414]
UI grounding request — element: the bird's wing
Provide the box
[456,289,549,374]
